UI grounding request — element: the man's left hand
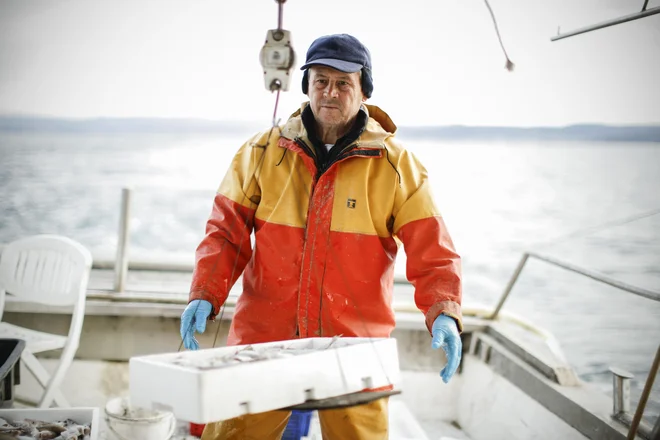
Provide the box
[431,314,462,383]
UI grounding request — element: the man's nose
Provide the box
[324,84,339,98]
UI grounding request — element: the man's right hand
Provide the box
[180,299,213,350]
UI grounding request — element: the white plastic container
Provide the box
[104,396,176,440]
[129,337,400,424]
[0,407,100,440]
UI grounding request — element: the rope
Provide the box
[535,207,660,250]
[483,0,515,71]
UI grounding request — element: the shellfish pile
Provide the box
[0,418,92,439]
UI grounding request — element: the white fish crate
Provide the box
[129,337,401,424]
[0,407,100,440]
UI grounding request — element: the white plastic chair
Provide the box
[0,234,92,408]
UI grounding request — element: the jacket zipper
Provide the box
[294,138,316,161]
[292,137,381,337]
[293,137,316,338]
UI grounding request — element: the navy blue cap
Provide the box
[300,34,372,73]
[300,34,374,98]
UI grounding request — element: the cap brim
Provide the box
[299,58,363,73]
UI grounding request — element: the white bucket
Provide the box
[105,396,176,440]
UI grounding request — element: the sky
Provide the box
[0,0,659,127]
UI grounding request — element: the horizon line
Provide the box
[1,113,660,129]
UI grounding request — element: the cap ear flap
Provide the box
[360,68,373,99]
[302,70,309,94]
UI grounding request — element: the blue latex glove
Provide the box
[180,299,213,350]
[431,314,462,383]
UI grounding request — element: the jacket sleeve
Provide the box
[391,148,463,333]
[188,134,265,318]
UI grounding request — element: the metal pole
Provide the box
[628,345,660,440]
[642,0,650,12]
[551,6,660,41]
[489,253,529,320]
[114,187,132,292]
[610,367,634,415]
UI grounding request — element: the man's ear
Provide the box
[302,70,309,94]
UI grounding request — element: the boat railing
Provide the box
[33,187,660,301]
[489,251,660,322]
[489,250,660,440]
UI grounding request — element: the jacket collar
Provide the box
[280,102,397,148]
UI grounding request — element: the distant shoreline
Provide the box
[1,115,659,142]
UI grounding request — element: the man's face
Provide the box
[308,66,365,131]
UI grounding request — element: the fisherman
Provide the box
[180,33,463,439]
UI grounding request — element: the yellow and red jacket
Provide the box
[189,103,462,346]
